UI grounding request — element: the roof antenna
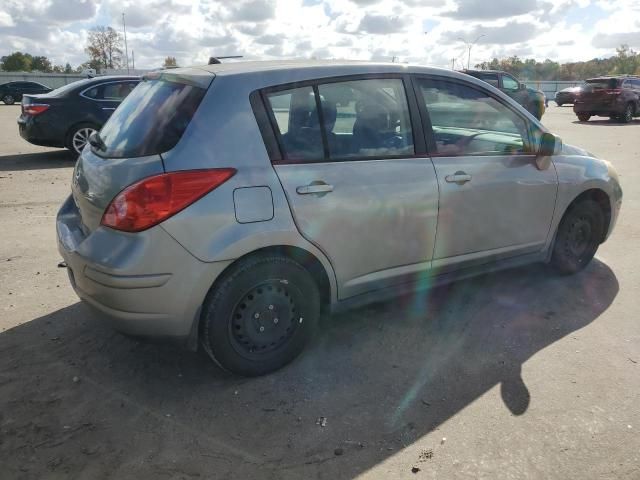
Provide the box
[208,55,243,65]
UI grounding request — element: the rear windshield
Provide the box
[48,79,94,97]
[93,78,206,158]
[585,78,620,89]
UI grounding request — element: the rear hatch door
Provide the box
[70,69,214,232]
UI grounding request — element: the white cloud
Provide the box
[0,0,637,70]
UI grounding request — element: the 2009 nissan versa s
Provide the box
[57,61,622,376]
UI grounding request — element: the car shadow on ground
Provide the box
[0,149,75,172]
[572,119,640,126]
[0,260,618,479]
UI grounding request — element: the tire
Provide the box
[620,103,634,123]
[200,255,321,376]
[550,199,605,275]
[556,102,563,107]
[577,114,590,122]
[65,123,98,155]
[2,94,15,105]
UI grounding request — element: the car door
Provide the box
[263,77,439,299]
[500,73,528,106]
[415,76,557,273]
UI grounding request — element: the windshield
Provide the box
[94,78,206,158]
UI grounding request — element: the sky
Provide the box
[1,0,640,70]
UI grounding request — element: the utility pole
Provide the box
[131,50,135,70]
[451,58,456,70]
[122,12,130,74]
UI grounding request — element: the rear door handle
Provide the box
[445,172,472,185]
[296,183,334,195]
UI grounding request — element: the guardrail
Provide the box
[524,80,582,98]
[0,72,86,89]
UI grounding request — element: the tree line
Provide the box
[1,26,179,74]
[475,45,640,81]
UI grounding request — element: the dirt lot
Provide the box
[1,104,639,479]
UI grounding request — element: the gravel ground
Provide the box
[0,104,639,479]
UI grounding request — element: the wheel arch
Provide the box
[64,121,100,149]
[563,188,612,243]
[191,245,334,350]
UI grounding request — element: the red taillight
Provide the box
[101,169,236,232]
[23,103,49,115]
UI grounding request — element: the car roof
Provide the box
[160,60,499,92]
[189,59,459,78]
[463,69,503,74]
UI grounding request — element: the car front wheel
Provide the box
[550,199,605,275]
[200,255,321,376]
[577,114,591,122]
[2,94,15,105]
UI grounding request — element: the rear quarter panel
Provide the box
[159,74,338,301]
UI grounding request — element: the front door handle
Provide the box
[445,171,472,185]
[296,183,334,195]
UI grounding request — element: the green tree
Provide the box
[31,55,53,72]
[163,56,178,68]
[64,63,74,74]
[1,51,33,71]
[85,26,123,71]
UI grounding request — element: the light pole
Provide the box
[457,34,486,70]
[122,13,130,74]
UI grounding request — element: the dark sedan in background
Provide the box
[0,81,52,105]
[555,85,584,106]
[18,76,139,154]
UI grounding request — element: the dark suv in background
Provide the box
[0,81,52,105]
[573,76,640,123]
[463,69,546,119]
[18,75,139,154]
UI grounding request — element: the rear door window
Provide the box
[264,78,415,162]
[477,73,499,88]
[102,82,138,101]
[93,78,206,158]
[317,78,414,159]
[266,86,324,162]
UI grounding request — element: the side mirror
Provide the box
[539,132,562,156]
[536,132,562,169]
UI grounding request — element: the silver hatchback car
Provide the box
[57,61,622,376]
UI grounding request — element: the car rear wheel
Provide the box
[2,94,15,105]
[620,103,634,123]
[556,102,563,107]
[200,255,320,376]
[66,123,98,155]
[577,114,590,122]
[550,199,605,275]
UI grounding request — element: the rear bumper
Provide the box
[18,115,66,148]
[56,195,232,343]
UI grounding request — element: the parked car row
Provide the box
[0,81,52,104]
[17,76,140,154]
[52,61,621,376]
